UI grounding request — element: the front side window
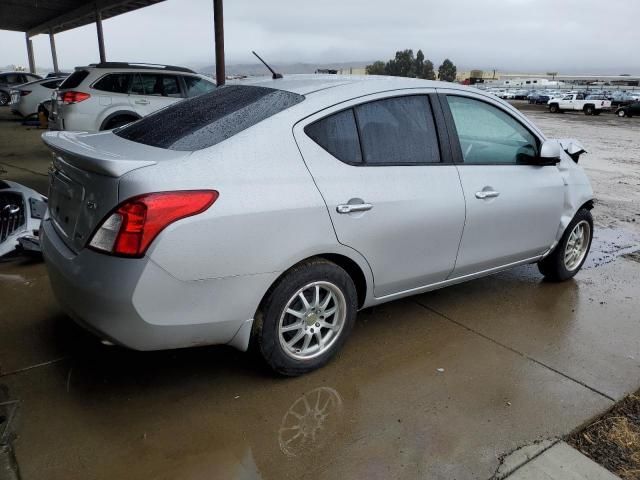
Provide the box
[355,96,440,164]
[447,95,538,164]
[184,76,216,98]
[93,73,131,93]
[305,109,362,164]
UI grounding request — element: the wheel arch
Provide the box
[259,253,370,312]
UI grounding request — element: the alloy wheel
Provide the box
[278,281,346,360]
[564,220,591,271]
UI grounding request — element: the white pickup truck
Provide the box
[548,93,612,115]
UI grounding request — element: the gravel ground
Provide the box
[513,103,640,235]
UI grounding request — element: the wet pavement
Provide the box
[1,107,640,479]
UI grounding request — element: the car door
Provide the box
[129,73,182,116]
[92,73,133,117]
[438,92,565,277]
[294,92,466,298]
[558,94,575,109]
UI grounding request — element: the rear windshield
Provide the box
[115,85,304,151]
[60,70,89,89]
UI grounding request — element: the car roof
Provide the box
[74,63,198,75]
[234,74,461,97]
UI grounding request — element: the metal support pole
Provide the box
[25,33,36,73]
[95,8,106,63]
[49,29,59,73]
[213,0,225,86]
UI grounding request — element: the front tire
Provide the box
[549,104,560,113]
[617,109,627,118]
[0,91,9,106]
[255,258,357,376]
[538,209,593,282]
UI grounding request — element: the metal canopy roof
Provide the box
[0,0,166,36]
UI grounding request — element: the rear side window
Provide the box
[305,109,362,164]
[130,74,181,97]
[60,70,89,89]
[93,73,131,93]
[162,76,181,98]
[183,76,216,98]
[42,80,63,89]
[116,85,304,151]
[2,74,21,84]
[305,95,441,166]
[355,96,440,164]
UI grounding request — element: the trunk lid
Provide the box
[42,130,188,252]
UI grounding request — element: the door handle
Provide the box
[337,203,373,214]
[134,99,150,105]
[475,190,500,199]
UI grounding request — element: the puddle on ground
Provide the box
[585,227,640,268]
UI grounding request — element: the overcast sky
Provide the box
[1,0,638,73]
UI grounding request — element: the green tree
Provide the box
[422,59,436,80]
[365,61,386,75]
[414,50,425,78]
[385,49,416,77]
[438,59,457,82]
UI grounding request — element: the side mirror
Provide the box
[538,140,562,165]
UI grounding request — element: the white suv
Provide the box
[49,62,216,132]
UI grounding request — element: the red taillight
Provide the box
[60,91,91,104]
[89,190,218,257]
[20,90,32,96]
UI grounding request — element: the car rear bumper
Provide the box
[41,218,272,351]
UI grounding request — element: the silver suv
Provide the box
[40,76,594,376]
[49,62,216,132]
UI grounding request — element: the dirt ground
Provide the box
[1,105,640,480]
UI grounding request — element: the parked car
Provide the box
[41,76,594,375]
[0,71,42,106]
[616,101,640,117]
[548,93,612,115]
[534,94,552,105]
[610,92,639,107]
[49,62,216,132]
[0,180,47,257]
[9,76,67,118]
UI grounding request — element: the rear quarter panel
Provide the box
[118,114,366,285]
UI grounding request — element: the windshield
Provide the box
[115,85,304,151]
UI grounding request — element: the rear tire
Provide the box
[0,91,9,106]
[255,258,358,376]
[584,105,595,115]
[538,209,593,282]
[617,109,627,118]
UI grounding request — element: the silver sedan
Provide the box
[41,75,594,375]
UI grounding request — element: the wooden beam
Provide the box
[25,33,36,73]
[49,29,59,73]
[96,8,106,63]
